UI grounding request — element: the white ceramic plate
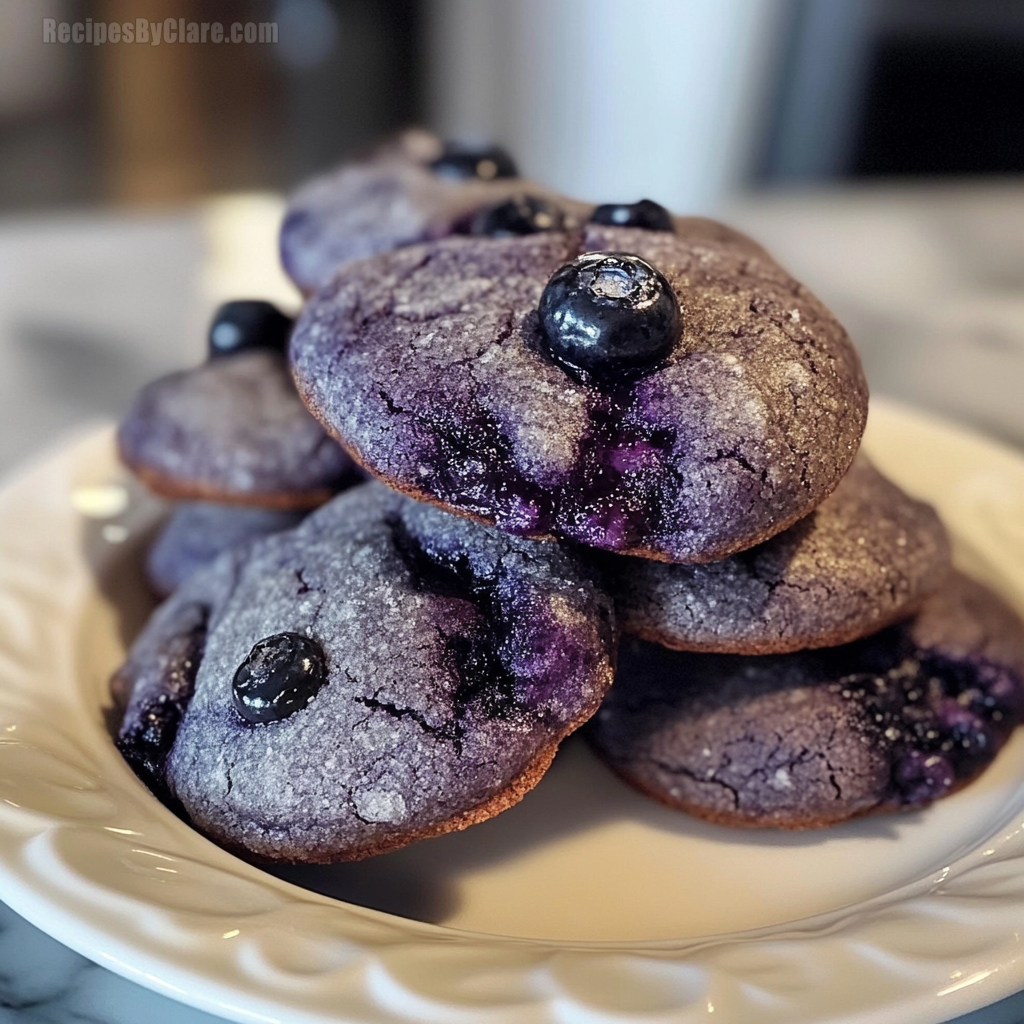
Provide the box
[2,400,1024,1024]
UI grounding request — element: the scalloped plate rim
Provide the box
[0,400,1022,1023]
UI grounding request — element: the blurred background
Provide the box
[2,0,1024,469]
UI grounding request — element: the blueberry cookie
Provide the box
[119,302,357,509]
[115,482,616,862]
[588,573,1024,829]
[146,502,306,597]
[280,128,588,295]
[604,456,951,654]
[291,222,868,562]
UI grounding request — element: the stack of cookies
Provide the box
[112,132,1024,864]
[118,300,360,596]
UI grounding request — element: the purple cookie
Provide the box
[146,502,306,597]
[280,129,588,295]
[291,225,868,562]
[118,350,358,509]
[588,572,1024,829]
[603,455,951,654]
[115,482,616,863]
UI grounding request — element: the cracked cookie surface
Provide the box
[291,225,868,562]
[603,455,951,653]
[587,572,1024,829]
[118,350,358,509]
[115,482,616,862]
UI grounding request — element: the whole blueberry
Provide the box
[431,143,518,181]
[208,300,293,359]
[590,199,674,233]
[472,195,564,238]
[538,252,681,382]
[232,632,327,724]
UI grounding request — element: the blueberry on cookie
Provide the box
[118,300,357,509]
[208,300,292,358]
[430,142,518,182]
[589,199,675,232]
[291,222,868,562]
[538,251,681,382]
[472,194,566,237]
[115,483,617,862]
[280,129,586,295]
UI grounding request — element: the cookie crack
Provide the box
[492,309,516,348]
[352,685,454,744]
[650,757,741,810]
[704,446,758,476]
[378,388,408,415]
[824,757,843,801]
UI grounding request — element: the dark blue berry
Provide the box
[590,199,674,232]
[431,143,518,181]
[232,632,327,724]
[473,195,564,237]
[208,301,293,359]
[538,252,681,382]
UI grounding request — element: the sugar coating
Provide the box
[118,351,356,508]
[588,573,1024,829]
[146,502,306,596]
[605,456,951,653]
[116,482,616,862]
[291,224,868,562]
[280,130,589,295]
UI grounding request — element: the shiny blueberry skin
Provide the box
[472,195,565,238]
[538,251,681,383]
[232,632,327,724]
[589,199,675,232]
[208,300,293,359]
[431,143,518,181]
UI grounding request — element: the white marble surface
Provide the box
[0,904,225,1022]
[0,193,296,476]
[2,184,1024,1023]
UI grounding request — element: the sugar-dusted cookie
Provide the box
[146,502,305,596]
[604,456,950,653]
[115,483,616,862]
[588,573,1024,829]
[291,221,868,562]
[119,302,358,509]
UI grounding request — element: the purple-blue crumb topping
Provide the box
[830,643,1022,806]
[115,600,208,802]
[422,390,672,551]
[588,573,1024,828]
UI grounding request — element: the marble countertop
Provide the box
[2,184,1024,1023]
